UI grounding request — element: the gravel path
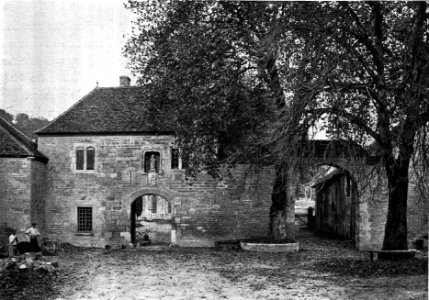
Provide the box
[50,229,427,300]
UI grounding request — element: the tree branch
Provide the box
[339,3,383,69]
[367,2,385,78]
[306,107,382,143]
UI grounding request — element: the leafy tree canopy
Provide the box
[124,1,428,248]
[0,109,14,123]
[124,1,284,175]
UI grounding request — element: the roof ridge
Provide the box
[97,86,145,90]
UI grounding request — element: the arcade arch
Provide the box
[296,162,360,245]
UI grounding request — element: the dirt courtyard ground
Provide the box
[1,228,427,300]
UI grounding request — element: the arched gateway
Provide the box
[127,188,175,245]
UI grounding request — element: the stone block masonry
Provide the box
[350,165,427,251]
[37,135,275,247]
[0,158,47,247]
[31,160,47,233]
[36,133,428,249]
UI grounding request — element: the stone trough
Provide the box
[240,241,299,252]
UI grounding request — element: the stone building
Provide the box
[1,76,426,251]
[0,117,48,245]
[36,77,275,247]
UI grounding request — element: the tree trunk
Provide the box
[269,164,289,242]
[382,157,410,250]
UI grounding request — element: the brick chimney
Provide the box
[119,75,131,87]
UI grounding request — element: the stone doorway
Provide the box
[305,165,359,245]
[130,194,172,245]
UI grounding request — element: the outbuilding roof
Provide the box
[0,117,48,163]
[37,86,174,135]
[311,169,347,188]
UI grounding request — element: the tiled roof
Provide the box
[37,87,175,135]
[0,117,48,163]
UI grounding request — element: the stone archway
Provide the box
[127,188,175,244]
[305,163,360,245]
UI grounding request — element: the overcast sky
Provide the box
[0,0,135,120]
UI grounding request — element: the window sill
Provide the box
[73,170,96,175]
[75,233,94,236]
[144,170,164,175]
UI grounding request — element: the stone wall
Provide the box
[0,158,32,247]
[306,159,427,251]
[406,167,428,242]
[37,134,428,250]
[355,171,388,251]
[350,165,427,250]
[37,135,275,247]
[31,160,47,233]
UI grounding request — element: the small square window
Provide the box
[77,207,92,232]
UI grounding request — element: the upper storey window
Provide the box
[75,146,96,171]
[76,147,84,170]
[171,148,179,169]
[86,147,95,170]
